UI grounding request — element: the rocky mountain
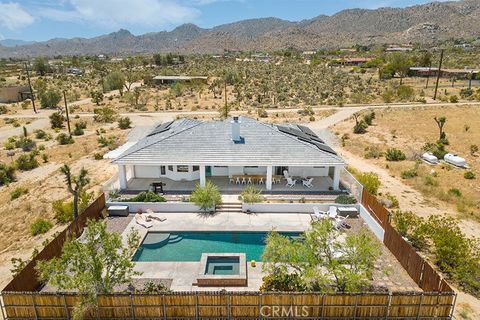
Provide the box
[1,0,480,58]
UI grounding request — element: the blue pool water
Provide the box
[133,231,301,262]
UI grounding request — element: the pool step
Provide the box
[167,235,183,244]
[215,203,242,213]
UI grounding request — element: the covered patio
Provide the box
[122,175,340,195]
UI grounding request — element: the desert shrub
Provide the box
[471,144,479,156]
[15,137,36,152]
[257,107,268,118]
[190,181,222,211]
[16,153,39,171]
[449,95,459,103]
[97,135,118,150]
[447,188,462,197]
[401,168,418,179]
[460,88,473,98]
[0,163,16,185]
[137,281,169,293]
[34,129,47,139]
[356,172,381,195]
[31,218,53,236]
[364,146,382,159]
[10,186,29,200]
[384,193,399,209]
[391,211,428,250]
[53,190,93,223]
[353,120,368,134]
[123,192,166,203]
[49,111,65,129]
[0,105,7,114]
[334,194,357,204]
[94,106,118,123]
[40,89,61,108]
[93,152,104,160]
[424,175,438,186]
[118,117,132,129]
[56,133,74,145]
[363,111,375,125]
[72,123,85,136]
[240,185,264,204]
[464,171,476,180]
[385,148,406,161]
[396,85,415,101]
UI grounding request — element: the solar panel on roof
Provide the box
[297,124,319,138]
[312,142,337,155]
[147,121,174,137]
[277,126,311,140]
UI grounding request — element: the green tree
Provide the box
[37,220,140,319]
[40,89,61,108]
[357,172,381,195]
[262,220,381,292]
[434,116,448,145]
[90,90,104,106]
[104,71,125,96]
[190,181,222,212]
[389,53,412,85]
[0,163,16,185]
[49,111,65,129]
[33,57,49,76]
[60,165,90,219]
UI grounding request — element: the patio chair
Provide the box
[258,177,264,184]
[241,177,247,184]
[328,206,338,219]
[247,177,253,184]
[311,206,328,221]
[229,177,235,184]
[302,177,314,188]
[235,177,241,184]
[286,177,297,188]
[135,214,153,228]
[283,170,290,180]
[334,215,350,230]
[146,209,167,222]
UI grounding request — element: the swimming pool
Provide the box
[133,231,301,262]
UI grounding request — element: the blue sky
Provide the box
[0,0,452,41]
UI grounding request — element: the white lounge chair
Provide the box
[283,170,290,180]
[302,178,314,188]
[334,215,349,230]
[286,177,297,187]
[311,206,328,221]
[145,209,167,222]
[135,214,153,228]
[328,206,338,219]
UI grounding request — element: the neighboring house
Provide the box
[151,75,208,85]
[111,117,346,193]
[409,67,479,79]
[67,67,83,75]
[340,57,372,66]
[0,85,32,103]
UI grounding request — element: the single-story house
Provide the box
[111,117,346,194]
[409,67,479,79]
[0,85,32,103]
[151,75,208,85]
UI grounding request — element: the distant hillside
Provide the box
[0,39,36,47]
[1,0,480,58]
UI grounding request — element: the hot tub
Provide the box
[197,253,247,286]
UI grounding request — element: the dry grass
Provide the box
[335,105,479,220]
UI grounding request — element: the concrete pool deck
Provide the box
[117,211,311,291]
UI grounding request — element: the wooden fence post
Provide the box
[416,294,424,320]
[63,294,69,319]
[31,293,38,320]
[129,293,135,320]
[384,293,392,320]
[321,294,325,319]
[162,294,166,320]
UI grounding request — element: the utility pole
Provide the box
[63,91,71,136]
[468,71,473,90]
[224,80,228,118]
[24,63,37,113]
[433,49,444,100]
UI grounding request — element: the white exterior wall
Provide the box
[243,166,267,175]
[211,166,229,176]
[134,166,160,178]
[288,166,328,177]
[228,166,244,176]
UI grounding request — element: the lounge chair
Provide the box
[135,214,153,228]
[286,177,297,188]
[311,206,328,221]
[145,209,167,222]
[302,178,314,188]
[334,215,350,230]
[283,170,290,180]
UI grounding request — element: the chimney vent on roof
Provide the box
[231,116,241,142]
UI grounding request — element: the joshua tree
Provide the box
[434,116,448,144]
[60,164,90,219]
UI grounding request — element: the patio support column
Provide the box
[119,165,127,190]
[199,165,206,187]
[333,166,341,191]
[266,165,273,191]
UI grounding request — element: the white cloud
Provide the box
[40,0,200,28]
[0,2,34,30]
